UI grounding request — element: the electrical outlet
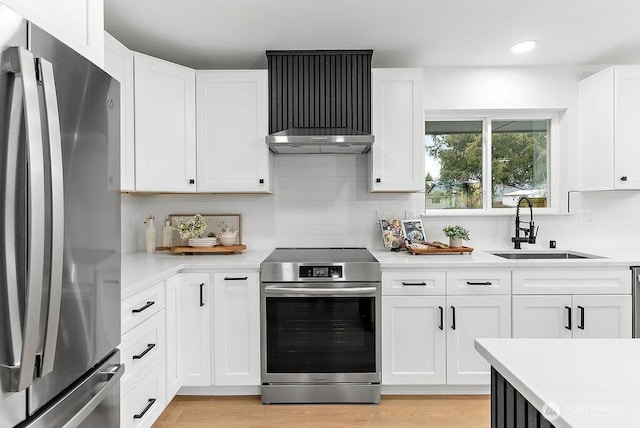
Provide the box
[580,209,594,225]
[376,210,385,222]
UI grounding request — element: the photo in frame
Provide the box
[379,219,405,249]
[168,213,241,247]
[402,219,426,244]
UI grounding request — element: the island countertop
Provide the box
[475,338,640,428]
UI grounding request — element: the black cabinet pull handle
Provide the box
[578,306,585,330]
[189,179,195,184]
[565,306,572,330]
[621,176,628,181]
[132,301,155,314]
[466,281,492,286]
[224,276,248,281]
[199,283,205,307]
[133,398,156,419]
[259,178,264,184]
[376,178,381,183]
[402,281,427,286]
[438,306,444,331]
[132,343,156,360]
[451,306,456,330]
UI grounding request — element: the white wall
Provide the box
[122,66,640,254]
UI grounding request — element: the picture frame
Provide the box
[402,219,426,244]
[168,213,242,247]
[379,219,404,249]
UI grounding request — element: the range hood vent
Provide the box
[266,50,373,154]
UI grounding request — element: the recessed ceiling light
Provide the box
[510,40,538,54]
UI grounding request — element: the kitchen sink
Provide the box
[490,251,602,260]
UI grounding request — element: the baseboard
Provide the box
[178,385,261,396]
[382,385,490,395]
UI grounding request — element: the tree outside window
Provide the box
[425,118,550,211]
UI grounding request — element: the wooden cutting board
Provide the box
[169,244,247,255]
[408,246,473,255]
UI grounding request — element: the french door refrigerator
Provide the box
[0,4,122,427]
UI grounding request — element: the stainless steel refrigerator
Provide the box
[0,4,122,427]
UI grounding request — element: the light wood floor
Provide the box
[153,395,490,427]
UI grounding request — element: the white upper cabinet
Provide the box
[103,32,135,192]
[2,0,104,66]
[580,66,640,190]
[134,53,197,192]
[196,71,271,193]
[370,69,424,192]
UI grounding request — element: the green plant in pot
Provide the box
[443,225,470,248]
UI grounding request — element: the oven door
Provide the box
[261,282,381,384]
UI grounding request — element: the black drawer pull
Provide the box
[224,276,248,281]
[565,306,572,330]
[133,398,156,419]
[438,306,444,331]
[466,281,492,286]
[451,306,456,330]
[199,283,205,307]
[402,281,427,286]
[132,343,156,360]
[132,301,155,314]
[578,306,585,330]
[620,176,628,181]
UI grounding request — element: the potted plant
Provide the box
[443,225,470,248]
[175,214,216,247]
[217,221,238,247]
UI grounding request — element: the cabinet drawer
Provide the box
[446,270,511,295]
[122,282,165,334]
[512,269,631,295]
[121,311,165,397]
[121,362,166,428]
[382,271,446,295]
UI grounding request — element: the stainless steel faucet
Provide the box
[511,196,538,249]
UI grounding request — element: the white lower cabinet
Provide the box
[513,295,632,339]
[121,362,166,428]
[180,272,212,386]
[212,273,261,386]
[382,296,446,385]
[165,274,182,400]
[446,295,512,385]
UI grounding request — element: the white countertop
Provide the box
[121,249,273,297]
[475,338,640,428]
[121,247,639,297]
[369,247,640,269]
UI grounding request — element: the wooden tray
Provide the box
[408,246,473,255]
[169,244,247,255]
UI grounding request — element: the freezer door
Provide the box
[0,4,31,426]
[27,24,121,414]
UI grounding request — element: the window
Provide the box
[425,115,552,212]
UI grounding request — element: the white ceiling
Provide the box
[105,0,640,70]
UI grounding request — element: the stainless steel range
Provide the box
[260,248,381,404]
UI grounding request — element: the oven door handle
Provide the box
[263,286,378,296]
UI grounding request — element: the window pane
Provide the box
[491,120,549,208]
[425,121,483,209]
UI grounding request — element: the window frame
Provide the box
[424,109,561,215]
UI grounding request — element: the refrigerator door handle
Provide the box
[36,57,64,378]
[4,46,47,392]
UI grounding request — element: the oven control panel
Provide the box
[299,266,343,279]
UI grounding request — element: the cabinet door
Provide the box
[382,296,446,385]
[134,53,196,192]
[446,295,511,385]
[212,273,261,385]
[572,295,632,339]
[104,32,135,191]
[165,275,182,400]
[196,71,271,193]
[370,69,424,192]
[512,295,572,339]
[1,0,104,66]
[180,273,211,386]
[614,66,640,189]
